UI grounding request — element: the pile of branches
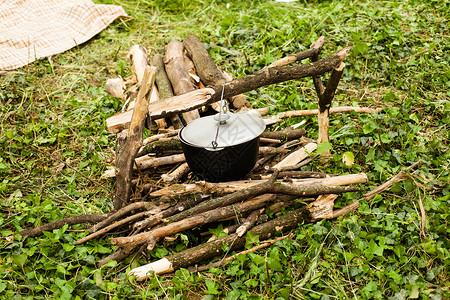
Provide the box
[11,35,390,280]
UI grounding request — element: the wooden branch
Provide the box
[263,106,382,126]
[113,66,157,210]
[266,36,325,68]
[318,62,345,146]
[86,201,161,234]
[148,173,366,199]
[190,234,293,273]
[331,161,421,219]
[133,195,205,232]
[10,213,109,240]
[137,130,179,157]
[236,208,264,237]
[250,170,334,180]
[135,153,185,170]
[166,174,365,223]
[261,128,306,141]
[164,40,200,124]
[106,47,350,133]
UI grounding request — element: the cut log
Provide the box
[164,40,200,124]
[127,45,149,84]
[105,77,126,101]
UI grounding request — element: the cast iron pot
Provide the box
[179,112,266,182]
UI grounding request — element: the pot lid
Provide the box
[179,112,266,148]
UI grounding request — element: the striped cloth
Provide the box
[0,0,128,71]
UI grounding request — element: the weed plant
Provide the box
[0,0,449,299]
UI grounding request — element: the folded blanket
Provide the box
[0,0,128,70]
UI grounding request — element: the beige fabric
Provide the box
[0,0,128,71]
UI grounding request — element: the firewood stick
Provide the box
[127,193,339,279]
[258,147,289,155]
[261,128,306,141]
[135,153,186,170]
[249,171,334,180]
[150,54,183,128]
[148,173,366,199]
[133,195,205,232]
[260,137,282,144]
[11,213,110,240]
[113,66,156,210]
[183,35,226,87]
[75,211,148,245]
[266,36,325,68]
[263,106,382,126]
[106,46,350,133]
[137,130,179,157]
[149,85,167,129]
[331,161,422,219]
[161,162,190,183]
[190,233,294,273]
[318,62,346,147]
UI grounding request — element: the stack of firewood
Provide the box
[70,35,384,279]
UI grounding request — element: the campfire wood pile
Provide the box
[12,35,390,280]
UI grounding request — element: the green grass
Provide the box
[1,0,449,299]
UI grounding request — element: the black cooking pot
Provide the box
[179,112,266,182]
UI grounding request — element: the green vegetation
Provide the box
[1,0,449,298]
